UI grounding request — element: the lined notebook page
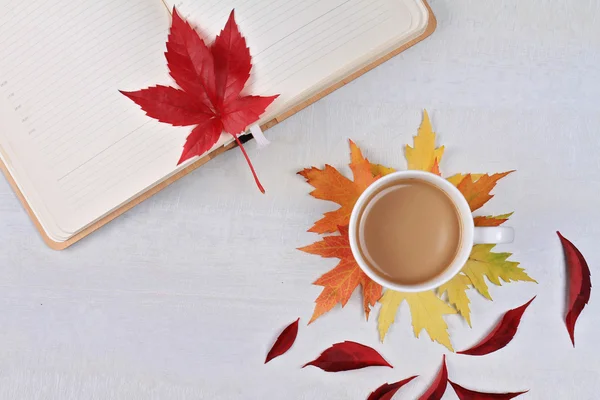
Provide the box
[0,0,218,239]
[0,0,427,242]
[167,0,428,112]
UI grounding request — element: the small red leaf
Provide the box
[265,318,299,364]
[418,355,447,400]
[367,376,418,400]
[303,341,392,372]
[449,380,528,399]
[557,232,591,346]
[458,297,535,356]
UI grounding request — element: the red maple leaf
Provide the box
[121,8,278,193]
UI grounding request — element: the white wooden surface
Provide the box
[1,1,599,398]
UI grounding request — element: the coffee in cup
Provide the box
[356,178,461,286]
[349,171,514,292]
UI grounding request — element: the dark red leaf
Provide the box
[120,86,211,126]
[121,7,278,192]
[557,232,591,346]
[265,318,300,364]
[367,376,418,400]
[212,10,252,105]
[418,355,447,400]
[458,297,535,356]
[303,341,392,372]
[449,380,528,399]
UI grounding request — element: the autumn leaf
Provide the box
[349,140,378,186]
[303,341,392,372]
[458,297,535,356]
[464,245,536,301]
[454,172,514,212]
[449,381,528,399]
[373,110,441,176]
[557,232,592,346]
[298,226,382,323]
[438,210,516,326]
[474,213,514,227]
[438,274,473,327]
[370,163,396,177]
[419,355,448,400]
[298,140,378,233]
[121,8,278,193]
[378,291,456,351]
[446,173,484,186]
[405,110,444,172]
[438,226,535,327]
[367,376,418,400]
[265,318,299,364]
[430,158,441,176]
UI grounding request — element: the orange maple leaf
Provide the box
[298,226,383,323]
[298,140,378,233]
[474,213,514,227]
[455,171,514,212]
[430,158,441,176]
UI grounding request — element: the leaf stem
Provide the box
[232,133,265,194]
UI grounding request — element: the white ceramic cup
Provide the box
[348,170,514,292]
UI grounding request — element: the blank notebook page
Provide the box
[0,0,428,242]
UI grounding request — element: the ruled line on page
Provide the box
[258,10,391,94]
[68,136,177,206]
[58,125,173,192]
[248,0,353,62]
[247,0,382,88]
[0,0,179,224]
[57,121,153,182]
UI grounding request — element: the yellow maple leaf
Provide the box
[463,244,537,300]
[378,290,456,351]
[446,173,484,186]
[370,163,395,177]
[438,274,472,327]
[405,110,445,172]
[437,212,515,326]
[298,140,378,233]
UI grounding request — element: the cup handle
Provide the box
[473,227,514,244]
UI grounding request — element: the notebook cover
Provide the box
[1,0,436,250]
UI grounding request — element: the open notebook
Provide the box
[0,0,434,248]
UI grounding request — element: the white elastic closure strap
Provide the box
[250,124,270,149]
